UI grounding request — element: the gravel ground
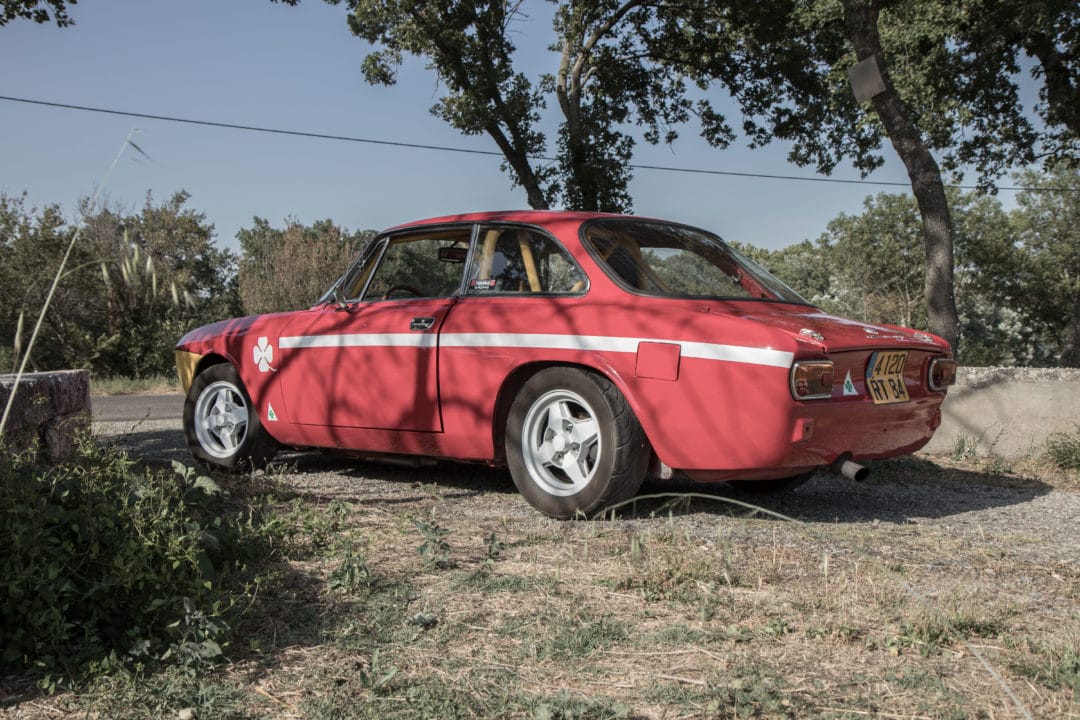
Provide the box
[94,417,1080,568]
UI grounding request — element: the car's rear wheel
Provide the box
[184,363,277,471]
[506,368,648,519]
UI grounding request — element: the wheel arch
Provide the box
[194,352,232,379]
[490,360,653,465]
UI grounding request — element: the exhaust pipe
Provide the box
[829,454,870,482]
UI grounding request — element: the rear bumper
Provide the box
[680,396,944,482]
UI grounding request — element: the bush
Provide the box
[0,441,280,687]
[1046,425,1080,472]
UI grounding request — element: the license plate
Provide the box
[866,350,910,404]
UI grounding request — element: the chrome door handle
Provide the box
[410,317,435,331]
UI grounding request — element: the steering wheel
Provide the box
[381,284,424,299]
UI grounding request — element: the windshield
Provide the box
[581,219,808,304]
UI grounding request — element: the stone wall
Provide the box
[923,367,1080,458]
[0,370,91,461]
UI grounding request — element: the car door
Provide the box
[276,226,472,432]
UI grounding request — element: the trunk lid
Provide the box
[709,303,948,354]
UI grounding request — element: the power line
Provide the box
[0,94,1068,193]
[0,94,507,158]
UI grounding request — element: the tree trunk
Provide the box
[842,0,960,353]
[484,122,550,210]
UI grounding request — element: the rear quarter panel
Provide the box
[437,294,802,468]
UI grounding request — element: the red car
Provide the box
[175,211,956,518]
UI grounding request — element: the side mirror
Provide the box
[332,286,349,310]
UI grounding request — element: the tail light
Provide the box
[790,361,834,400]
[928,358,957,392]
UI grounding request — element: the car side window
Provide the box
[358,229,471,301]
[465,226,586,295]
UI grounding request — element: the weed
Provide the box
[608,553,729,606]
[646,666,804,718]
[513,611,630,662]
[358,648,399,692]
[328,544,372,595]
[874,613,1004,657]
[952,433,982,461]
[702,669,804,718]
[1011,643,1080,699]
[982,453,1014,474]
[484,532,506,561]
[416,520,453,568]
[530,693,631,719]
[1046,425,1080,471]
[454,572,560,594]
[762,617,794,638]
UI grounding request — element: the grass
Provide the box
[90,373,180,396]
[3,449,1078,719]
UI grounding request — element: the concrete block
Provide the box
[924,367,1080,458]
[0,370,92,461]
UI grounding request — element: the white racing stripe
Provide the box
[279,331,793,369]
[280,333,437,349]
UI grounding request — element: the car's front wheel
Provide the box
[506,368,648,519]
[183,363,277,471]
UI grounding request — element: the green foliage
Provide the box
[308,0,715,212]
[514,612,629,662]
[1010,164,1080,366]
[530,693,630,720]
[0,0,77,27]
[0,191,238,377]
[1046,425,1080,471]
[236,217,374,314]
[752,183,1077,366]
[415,520,453,568]
[652,0,1075,186]
[0,442,281,685]
[328,543,373,595]
[1011,644,1080,699]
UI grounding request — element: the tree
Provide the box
[277,0,713,212]
[955,0,1079,168]
[1010,164,1080,366]
[815,193,928,329]
[0,194,91,372]
[754,186,1065,366]
[0,191,238,377]
[237,217,374,314]
[83,191,241,377]
[648,0,1079,353]
[0,0,77,27]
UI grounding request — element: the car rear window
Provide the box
[581,218,808,304]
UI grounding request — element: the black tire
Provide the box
[506,367,649,519]
[728,471,815,495]
[183,363,278,471]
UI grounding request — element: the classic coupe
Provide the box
[176,211,956,518]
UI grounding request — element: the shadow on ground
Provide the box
[99,425,1054,527]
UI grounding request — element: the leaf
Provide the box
[193,475,223,496]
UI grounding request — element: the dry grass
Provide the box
[3,456,1078,720]
[89,373,180,396]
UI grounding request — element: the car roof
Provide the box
[384,209,629,232]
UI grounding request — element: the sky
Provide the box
[0,0,1010,252]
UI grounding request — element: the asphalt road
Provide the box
[92,393,183,422]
